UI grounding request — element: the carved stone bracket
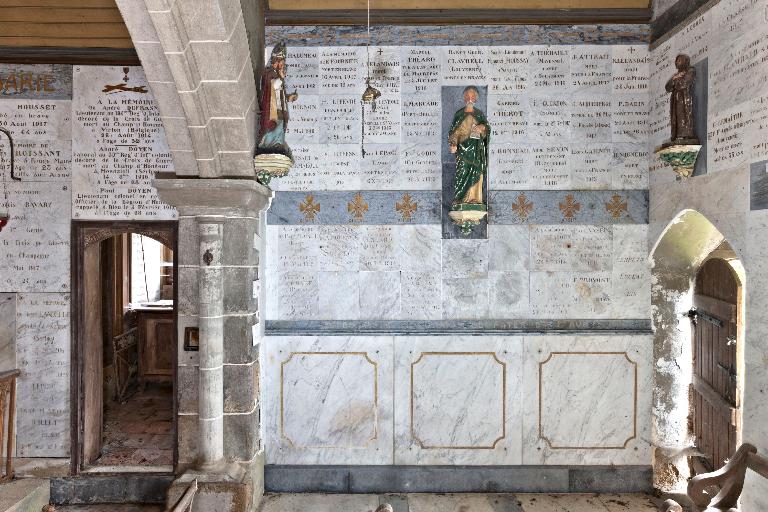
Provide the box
[654,143,702,180]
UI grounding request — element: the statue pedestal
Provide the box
[654,141,702,180]
[449,204,488,235]
[254,153,293,186]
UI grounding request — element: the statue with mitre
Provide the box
[254,41,298,185]
[447,86,490,235]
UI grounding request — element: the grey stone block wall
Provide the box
[177,214,262,466]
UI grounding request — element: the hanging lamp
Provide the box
[360,0,381,158]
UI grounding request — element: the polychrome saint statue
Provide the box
[257,42,299,159]
[665,54,698,143]
[448,86,490,210]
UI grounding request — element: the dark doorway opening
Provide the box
[690,254,742,474]
[71,221,178,474]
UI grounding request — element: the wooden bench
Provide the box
[663,443,768,511]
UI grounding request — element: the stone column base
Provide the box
[167,452,265,512]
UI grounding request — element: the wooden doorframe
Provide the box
[70,220,179,475]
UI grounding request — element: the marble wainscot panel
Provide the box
[264,336,394,464]
[0,294,15,371]
[0,182,70,293]
[71,65,176,220]
[522,335,652,465]
[394,336,522,465]
[15,293,70,457]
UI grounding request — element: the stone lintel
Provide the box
[153,178,273,218]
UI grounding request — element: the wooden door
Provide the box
[82,242,103,465]
[691,258,740,471]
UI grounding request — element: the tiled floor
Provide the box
[96,383,174,467]
[258,493,664,511]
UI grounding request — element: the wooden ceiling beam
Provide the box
[265,8,651,25]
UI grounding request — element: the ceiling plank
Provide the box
[265,8,651,25]
[267,0,650,9]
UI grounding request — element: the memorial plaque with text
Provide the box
[708,105,747,173]
[489,144,531,189]
[401,95,440,142]
[570,97,612,142]
[399,143,441,190]
[441,47,489,85]
[72,66,176,220]
[320,47,364,95]
[570,144,612,189]
[488,95,528,141]
[15,293,70,457]
[571,46,611,94]
[750,94,768,162]
[531,144,570,189]
[529,47,570,94]
[531,225,612,272]
[488,47,529,94]
[402,47,441,94]
[368,47,401,95]
[612,46,649,95]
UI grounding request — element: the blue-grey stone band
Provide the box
[267,25,650,47]
[267,190,442,225]
[265,464,653,493]
[750,160,768,211]
[265,319,652,336]
[267,189,649,225]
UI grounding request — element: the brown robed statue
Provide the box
[665,54,699,144]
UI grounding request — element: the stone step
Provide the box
[0,478,51,512]
[50,475,174,505]
[56,506,162,511]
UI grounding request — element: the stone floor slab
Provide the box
[259,494,380,512]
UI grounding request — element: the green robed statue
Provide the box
[448,86,490,211]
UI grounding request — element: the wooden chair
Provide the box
[0,369,20,483]
[663,443,768,511]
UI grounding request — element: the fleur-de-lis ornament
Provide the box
[395,193,417,222]
[299,194,320,222]
[559,194,581,221]
[347,193,369,222]
[511,193,534,222]
[605,194,628,219]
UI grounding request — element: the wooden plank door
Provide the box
[82,242,104,465]
[691,258,739,471]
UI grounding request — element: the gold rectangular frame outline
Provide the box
[538,351,638,450]
[280,351,379,449]
[410,351,507,450]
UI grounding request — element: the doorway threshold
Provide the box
[83,465,173,474]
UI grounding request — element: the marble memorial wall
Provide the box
[0,63,176,457]
[265,44,652,323]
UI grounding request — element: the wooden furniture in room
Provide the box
[0,368,20,483]
[135,304,174,387]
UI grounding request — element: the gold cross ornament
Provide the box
[395,193,418,222]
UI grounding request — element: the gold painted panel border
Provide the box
[410,351,506,450]
[280,351,379,449]
[538,351,638,450]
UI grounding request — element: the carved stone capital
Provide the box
[153,178,274,218]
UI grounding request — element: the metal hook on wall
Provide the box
[0,127,21,182]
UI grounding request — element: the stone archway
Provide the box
[649,209,746,492]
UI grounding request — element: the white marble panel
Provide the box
[489,144,531,189]
[319,145,362,190]
[265,336,394,464]
[612,95,649,144]
[394,336,522,464]
[401,47,441,95]
[570,46,612,95]
[530,144,571,189]
[570,96,612,142]
[320,95,362,145]
[750,93,768,162]
[711,0,767,45]
[270,144,321,191]
[529,46,571,94]
[0,294,15,372]
[442,239,489,278]
[367,46,401,95]
[530,272,612,319]
[398,225,441,272]
[0,182,70,293]
[398,142,441,190]
[441,47,490,85]
[285,94,319,145]
[276,225,319,271]
[359,270,401,319]
[531,225,612,272]
[488,47,529,94]
[672,10,712,64]
[360,225,398,271]
[15,293,70,457]
[284,47,319,95]
[489,271,530,318]
[487,95,528,142]
[612,225,650,319]
[277,271,319,319]
[522,335,652,464]
[488,224,530,271]
[319,47,365,95]
[612,45,650,95]
[401,271,442,320]
[529,96,571,143]
[318,271,359,320]
[612,143,649,189]
[362,95,400,145]
[570,143,612,189]
[708,103,748,173]
[401,95,441,143]
[442,278,489,319]
[0,99,71,181]
[71,66,176,220]
[318,225,360,272]
[360,143,399,189]
[265,226,279,320]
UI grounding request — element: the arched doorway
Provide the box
[689,253,743,474]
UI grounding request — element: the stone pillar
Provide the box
[197,217,226,470]
[155,178,271,511]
